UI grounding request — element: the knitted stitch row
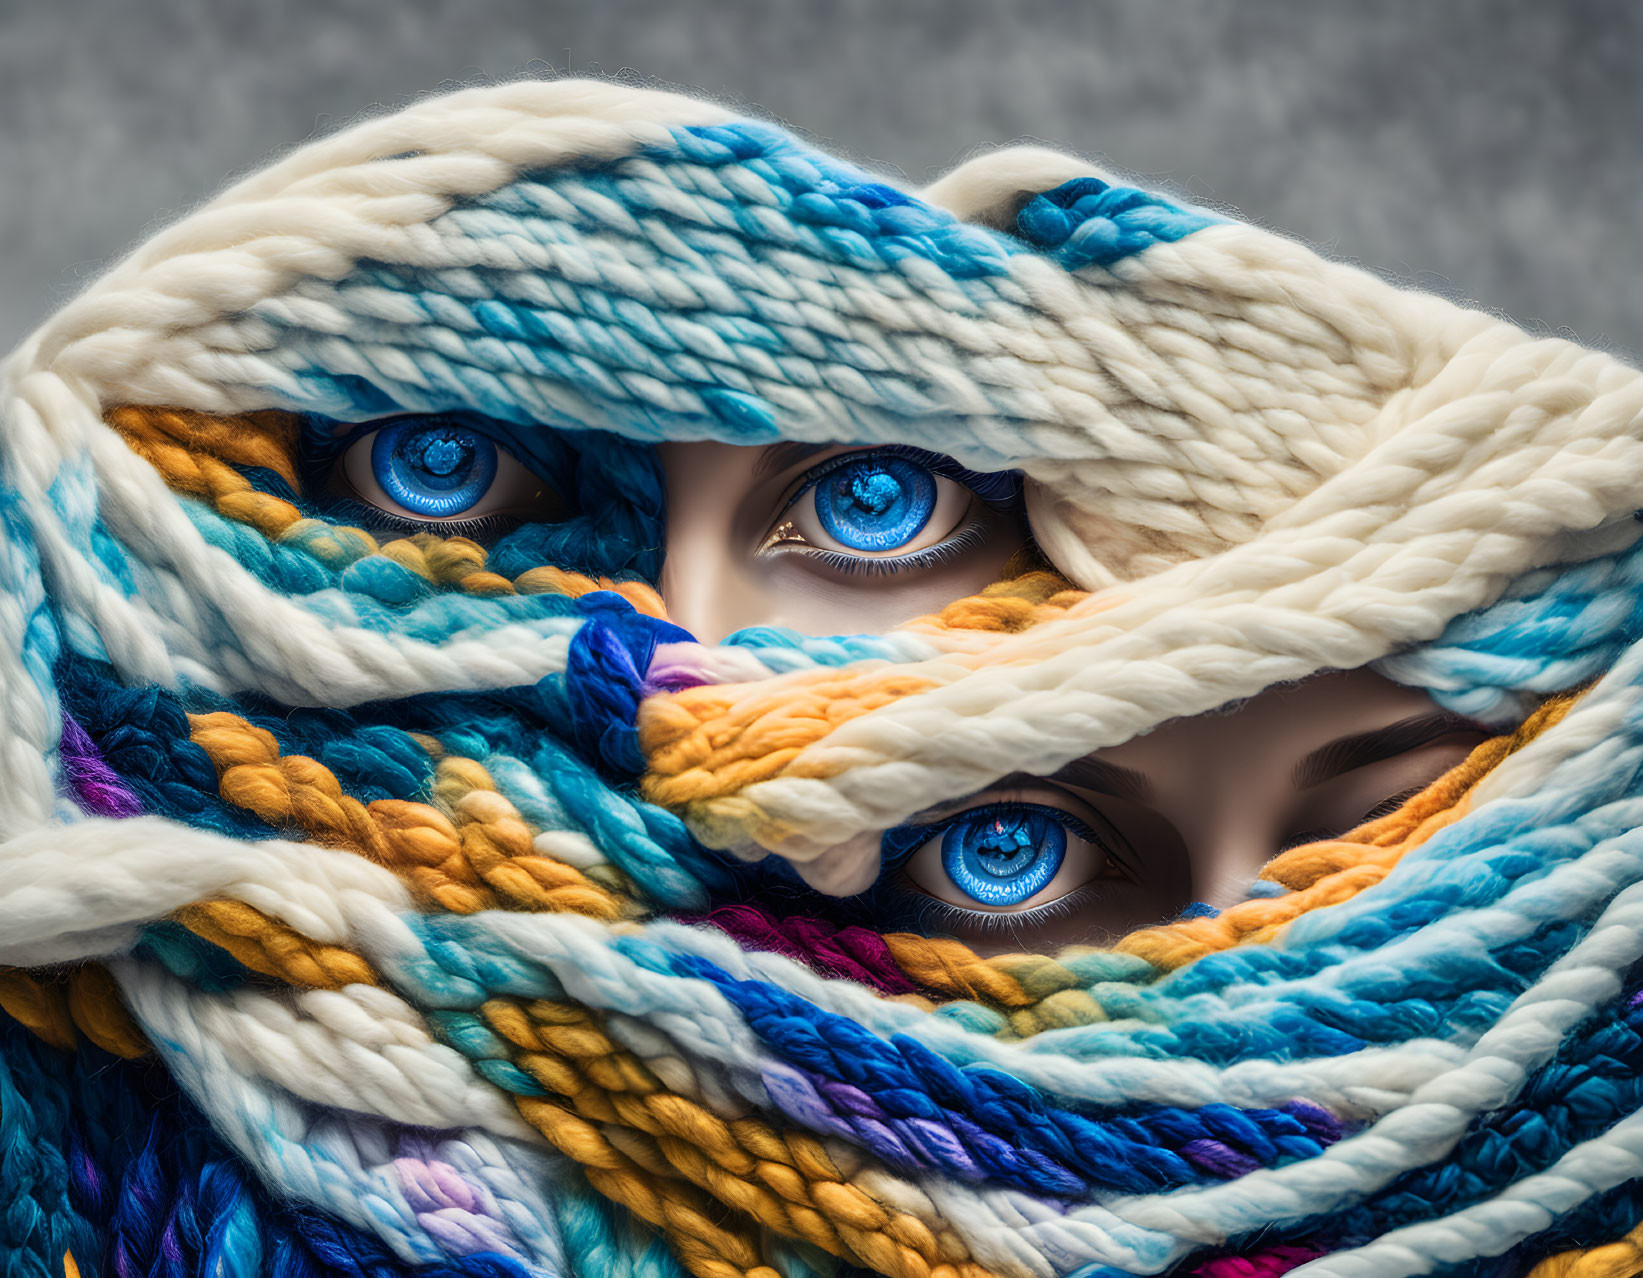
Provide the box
[4,79,1643,1278]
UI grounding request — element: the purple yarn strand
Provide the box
[60,712,143,818]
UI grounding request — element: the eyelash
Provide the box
[785,445,1023,514]
[895,882,1110,938]
[882,799,1124,924]
[1279,784,1427,851]
[311,414,541,540]
[797,523,990,578]
[770,444,1021,574]
[321,491,524,543]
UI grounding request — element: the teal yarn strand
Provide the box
[5,79,1643,1278]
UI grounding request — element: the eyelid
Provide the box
[1293,718,1491,791]
[897,782,1109,842]
[922,799,1105,847]
[1280,784,1423,851]
[332,414,559,527]
[890,795,1126,920]
[1279,753,1468,851]
[885,785,1135,881]
[758,444,1023,575]
[776,444,1021,518]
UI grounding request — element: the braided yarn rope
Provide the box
[4,78,1643,1278]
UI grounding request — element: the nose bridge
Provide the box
[660,488,788,646]
[1191,827,1285,909]
[659,512,730,644]
[1166,761,1285,909]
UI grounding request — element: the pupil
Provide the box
[973,814,1035,875]
[412,433,470,478]
[938,805,1068,906]
[849,469,901,516]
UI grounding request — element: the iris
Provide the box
[940,805,1067,906]
[371,419,500,517]
[813,454,937,552]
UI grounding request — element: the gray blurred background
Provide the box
[3,0,1639,359]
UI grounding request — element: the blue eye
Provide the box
[760,445,1024,575]
[811,454,938,552]
[939,804,1068,906]
[370,419,500,518]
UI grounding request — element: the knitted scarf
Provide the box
[5,79,1643,1278]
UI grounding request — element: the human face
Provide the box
[655,442,1492,952]
[880,667,1489,954]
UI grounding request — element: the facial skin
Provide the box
[327,423,1492,956]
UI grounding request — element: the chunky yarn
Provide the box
[4,78,1643,1278]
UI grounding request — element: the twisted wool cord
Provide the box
[105,847,1347,1255]
[24,702,1007,1274]
[174,900,380,989]
[635,807,1643,1121]
[26,863,822,1271]
[188,709,624,918]
[637,365,1643,869]
[414,907,1350,1179]
[548,959,1320,1248]
[1530,1222,1643,1278]
[0,791,1616,1268]
[135,885,1011,1278]
[1046,973,1643,1274]
[35,722,1360,1268]
[1066,885,1643,1275]
[98,966,584,1274]
[12,382,584,718]
[482,998,999,1278]
[6,84,1603,732]
[638,476,1631,868]
[372,755,1643,1117]
[12,676,1643,1261]
[121,961,541,1142]
[131,860,1347,1268]
[1187,1250,1319,1278]
[107,404,307,540]
[1114,691,1576,972]
[694,908,1029,1007]
[126,938,981,1278]
[432,942,1054,1272]
[3,762,1590,1110]
[8,79,1643,1278]
[1277,981,1643,1249]
[0,965,147,1058]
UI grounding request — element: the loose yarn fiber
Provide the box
[4,77,1643,1278]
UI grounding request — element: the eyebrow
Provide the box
[752,441,838,481]
[1044,758,1155,804]
[1292,712,1488,790]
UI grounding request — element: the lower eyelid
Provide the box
[896,800,1113,912]
[770,520,991,578]
[894,881,1107,936]
[334,426,555,528]
[767,446,1014,561]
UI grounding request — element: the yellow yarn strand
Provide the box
[1528,1222,1643,1278]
